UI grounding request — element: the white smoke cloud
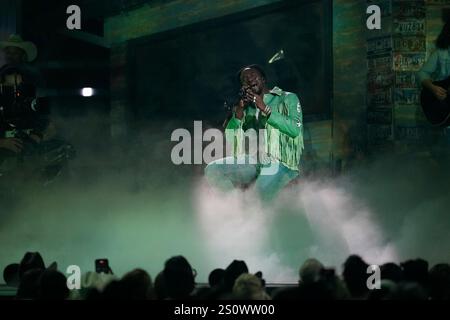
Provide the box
[192,153,450,282]
[1,130,449,284]
[193,175,399,282]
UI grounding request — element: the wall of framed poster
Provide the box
[366,0,437,148]
[367,1,395,145]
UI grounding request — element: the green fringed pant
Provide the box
[204,155,298,202]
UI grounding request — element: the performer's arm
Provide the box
[417,50,438,88]
[266,93,303,139]
[226,114,242,130]
[225,100,247,156]
[417,51,447,100]
[225,98,247,130]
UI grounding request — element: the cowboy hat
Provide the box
[1,251,57,289]
[0,34,37,62]
[17,251,57,279]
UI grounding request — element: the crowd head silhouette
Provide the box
[1,251,449,300]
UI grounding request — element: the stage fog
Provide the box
[1,0,450,284]
[1,123,449,282]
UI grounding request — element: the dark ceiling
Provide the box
[80,0,174,19]
[20,0,180,38]
[22,0,173,26]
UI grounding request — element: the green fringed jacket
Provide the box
[225,86,304,171]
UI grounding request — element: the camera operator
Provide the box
[0,34,54,151]
[0,35,73,185]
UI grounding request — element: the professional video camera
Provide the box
[0,66,75,186]
[0,66,49,125]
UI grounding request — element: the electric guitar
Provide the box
[420,77,450,127]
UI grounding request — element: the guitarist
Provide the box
[418,19,450,102]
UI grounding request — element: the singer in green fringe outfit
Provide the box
[205,65,304,201]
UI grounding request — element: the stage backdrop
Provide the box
[127,0,332,125]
